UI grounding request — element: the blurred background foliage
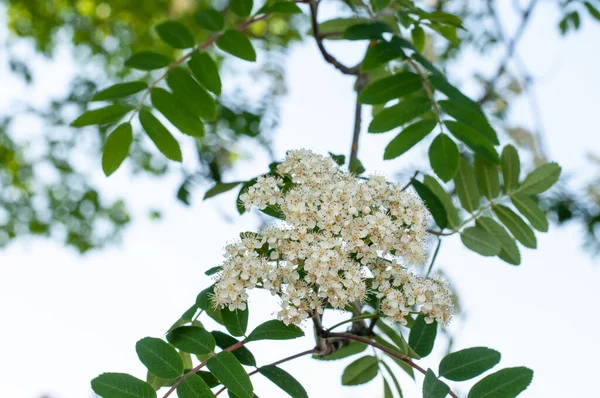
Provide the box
[0,0,599,253]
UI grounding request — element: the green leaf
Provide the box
[510,194,548,232]
[231,0,253,17]
[313,342,367,360]
[125,52,170,70]
[205,266,222,276]
[359,72,422,105]
[445,121,499,163]
[468,367,533,398]
[146,371,168,390]
[194,9,225,31]
[246,320,304,342]
[429,133,459,182]
[166,68,216,121]
[341,355,379,385]
[156,21,195,49]
[259,366,308,398]
[474,155,501,199]
[376,320,418,358]
[222,307,249,337]
[177,374,216,398]
[71,104,132,127]
[207,351,253,398]
[501,145,520,193]
[374,336,415,378]
[216,30,256,61]
[151,87,205,137]
[196,286,224,324]
[461,226,501,257]
[423,175,461,230]
[317,18,369,40]
[368,97,431,133]
[384,119,436,160]
[102,123,133,176]
[423,369,450,398]
[584,2,600,21]
[92,82,147,102]
[411,25,425,52]
[166,326,216,355]
[518,163,561,195]
[343,22,393,40]
[259,1,302,14]
[360,38,406,71]
[189,52,222,95]
[439,100,498,145]
[136,337,183,380]
[197,371,220,388]
[384,378,393,398]
[204,182,243,200]
[493,205,536,249]
[454,157,480,212]
[426,11,464,28]
[91,373,156,398]
[381,360,405,396]
[138,110,182,162]
[439,347,501,381]
[349,158,366,175]
[408,315,437,358]
[476,217,521,265]
[211,331,256,366]
[413,179,448,229]
[429,75,481,112]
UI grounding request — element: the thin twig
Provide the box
[349,73,368,164]
[425,237,442,277]
[406,57,443,131]
[325,313,385,333]
[401,170,419,191]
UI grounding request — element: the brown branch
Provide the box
[326,332,459,398]
[349,74,368,165]
[309,0,360,75]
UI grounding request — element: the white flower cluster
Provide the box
[212,150,453,325]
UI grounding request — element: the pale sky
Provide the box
[1,2,599,398]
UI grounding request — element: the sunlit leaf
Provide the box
[92,82,147,102]
[125,52,170,70]
[139,110,182,162]
[216,30,256,61]
[102,123,133,176]
[166,68,216,121]
[156,21,195,49]
[151,87,205,137]
[189,52,222,95]
[194,8,225,31]
[71,104,133,127]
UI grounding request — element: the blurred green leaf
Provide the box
[445,121,499,163]
[359,72,422,105]
[511,194,548,232]
[493,205,537,249]
[259,1,303,14]
[361,38,406,71]
[102,123,133,176]
[313,342,367,361]
[477,217,521,265]
[343,22,393,40]
[474,155,500,199]
[71,104,132,127]
[222,307,249,337]
[189,52,223,95]
[424,175,461,230]
[413,178,448,229]
[156,21,195,49]
[125,52,170,70]
[216,30,257,61]
[368,97,431,133]
[139,110,182,162]
[194,9,225,31]
[439,100,498,145]
[211,331,256,366]
[518,163,561,195]
[501,145,520,193]
[204,182,243,200]
[92,82,147,102]
[231,0,253,17]
[411,25,425,52]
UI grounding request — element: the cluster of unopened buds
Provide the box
[212,150,453,326]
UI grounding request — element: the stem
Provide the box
[349,74,368,165]
[326,332,459,398]
[406,58,443,132]
[129,13,271,122]
[425,237,441,277]
[401,170,419,191]
[326,313,386,333]
[163,340,245,398]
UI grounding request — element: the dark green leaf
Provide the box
[518,163,561,195]
[207,351,253,398]
[343,22,393,40]
[423,369,450,398]
[102,123,133,176]
[445,121,499,163]
[376,320,417,358]
[231,0,253,17]
[196,286,224,324]
[216,30,256,61]
[259,366,308,398]
[222,307,249,337]
[501,145,520,193]
[259,1,302,14]
[510,194,548,232]
[125,52,170,70]
[439,347,501,381]
[384,119,436,160]
[424,175,461,230]
[205,266,222,276]
[413,179,448,229]
[474,154,501,199]
[368,97,431,133]
[359,72,422,105]
[177,374,216,398]
[156,21,195,49]
[468,367,533,398]
[166,326,216,355]
[411,25,425,52]
[151,87,205,137]
[329,152,346,165]
[341,355,379,385]
[71,104,132,127]
[146,371,169,390]
[584,2,600,20]
[360,38,406,71]
[317,18,369,40]
[136,337,183,380]
[493,205,536,249]
[454,157,480,212]
[246,320,304,342]
[384,378,393,398]
[381,360,405,396]
[189,52,222,95]
[204,182,243,200]
[139,110,182,162]
[439,100,498,145]
[461,226,501,257]
[411,51,442,75]
[408,315,437,357]
[429,75,481,112]
[426,11,464,28]
[374,336,416,378]
[211,331,256,366]
[429,133,459,182]
[476,217,521,265]
[194,9,225,31]
[349,158,366,174]
[166,68,216,121]
[92,82,147,102]
[197,372,220,388]
[313,342,367,361]
[91,373,156,398]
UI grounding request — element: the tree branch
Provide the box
[349,73,368,165]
